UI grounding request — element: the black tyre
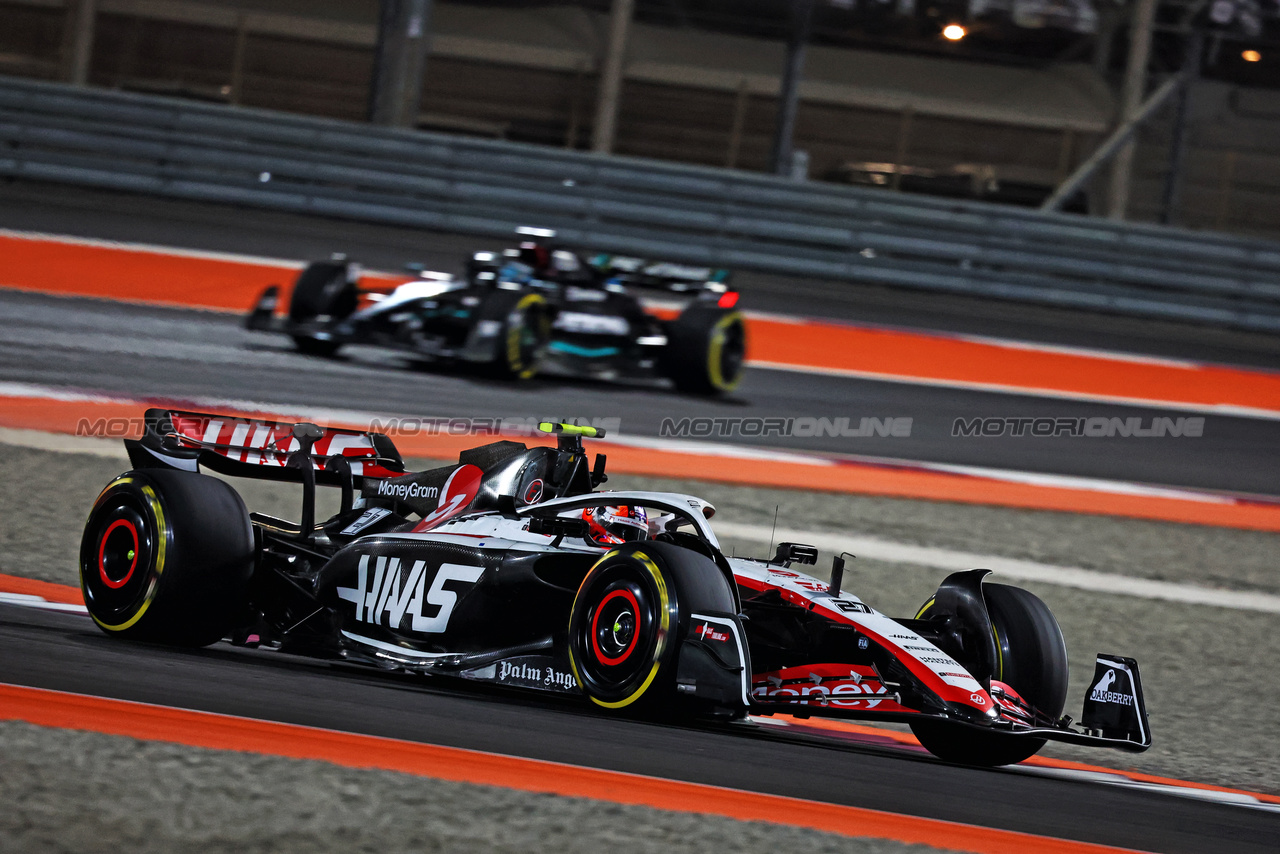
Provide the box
[292,335,340,357]
[80,469,254,647]
[478,290,550,380]
[910,583,1069,767]
[661,306,746,395]
[568,541,735,713]
[288,261,358,357]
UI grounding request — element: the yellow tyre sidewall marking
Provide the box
[89,480,167,633]
[568,550,673,710]
[506,293,546,379]
[706,311,744,391]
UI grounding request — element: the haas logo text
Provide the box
[337,555,483,633]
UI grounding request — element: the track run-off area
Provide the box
[3,586,1279,854]
[2,189,1279,853]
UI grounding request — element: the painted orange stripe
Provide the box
[0,573,84,606]
[0,683,1149,854]
[2,230,1279,414]
[4,577,1274,809]
[745,318,1280,415]
[0,233,295,311]
[5,395,1280,532]
[0,233,404,311]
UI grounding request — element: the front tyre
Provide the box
[661,306,746,395]
[568,547,678,711]
[80,469,254,647]
[910,583,1069,767]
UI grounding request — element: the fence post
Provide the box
[1107,0,1158,220]
[592,0,635,154]
[64,0,97,86]
[369,0,433,127]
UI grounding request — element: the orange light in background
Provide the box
[1243,50,1262,62]
[942,24,967,41]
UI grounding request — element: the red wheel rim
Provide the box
[98,518,140,589]
[591,588,641,666]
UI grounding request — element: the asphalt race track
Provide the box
[1,287,1278,496]
[3,601,1277,854]
[3,181,1280,853]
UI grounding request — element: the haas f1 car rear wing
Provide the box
[125,409,406,486]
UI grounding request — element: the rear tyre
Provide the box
[479,290,550,380]
[661,306,745,395]
[80,469,254,647]
[288,261,358,357]
[910,583,1069,767]
[292,335,340,358]
[568,542,735,714]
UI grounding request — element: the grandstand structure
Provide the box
[4,0,1280,237]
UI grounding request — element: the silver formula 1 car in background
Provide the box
[245,229,746,395]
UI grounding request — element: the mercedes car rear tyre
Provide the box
[910,583,1070,767]
[661,306,746,395]
[80,469,254,647]
[288,261,358,357]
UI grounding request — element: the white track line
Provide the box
[2,380,1275,508]
[602,431,1263,505]
[1006,765,1280,813]
[749,361,1280,421]
[0,593,86,614]
[0,427,128,459]
[712,522,1280,614]
[0,227,304,270]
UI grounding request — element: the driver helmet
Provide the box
[517,242,552,275]
[582,505,648,547]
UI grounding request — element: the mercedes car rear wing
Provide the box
[587,254,736,299]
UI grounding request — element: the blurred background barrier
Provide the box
[4,75,1280,332]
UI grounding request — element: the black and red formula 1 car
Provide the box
[81,410,1150,767]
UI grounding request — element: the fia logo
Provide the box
[336,555,483,633]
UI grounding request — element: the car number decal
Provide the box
[412,464,483,532]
